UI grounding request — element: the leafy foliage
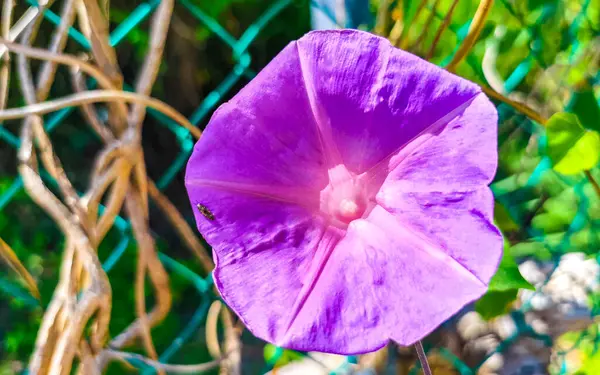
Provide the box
[475,242,535,320]
[546,113,600,175]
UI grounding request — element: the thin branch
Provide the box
[30,118,92,233]
[90,141,124,181]
[94,161,131,242]
[47,297,105,375]
[399,0,428,49]
[124,192,171,365]
[77,340,102,375]
[147,180,214,273]
[105,350,223,374]
[82,0,126,134]
[206,300,223,358]
[15,25,90,232]
[75,0,92,39]
[219,308,241,375]
[85,146,124,225]
[358,345,388,373]
[0,236,41,299]
[480,85,548,125]
[585,170,600,200]
[0,5,40,58]
[414,341,432,375]
[81,0,121,87]
[125,0,175,225]
[70,64,114,142]
[425,0,460,60]
[388,4,405,47]
[134,231,160,370]
[0,38,116,91]
[374,0,393,36]
[108,308,165,350]
[129,0,174,130]
[446,0,494,72]
[15,24,38,105]
[27,243,75,373]
[0,0,14,111]
[0,89,202,138]
[36,0,77,101]
[409,0,442,53]
[134,158,150,224]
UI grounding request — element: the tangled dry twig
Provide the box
[0,1,241,374]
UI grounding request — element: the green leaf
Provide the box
[494,201,520,233]
[475,290,519,320]
[510,241,552,260]
[488,250,535,292]
[532,212,570,233]
[527,0,559,11]
[569,87,600,132]
[475,248,534,320]
[264,344,304,367]
[546,113,600,175]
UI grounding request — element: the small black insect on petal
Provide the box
[196,203,215,221]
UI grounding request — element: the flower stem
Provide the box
[480,85,548,126]
[446,0,495,72]
[414,341,432,375]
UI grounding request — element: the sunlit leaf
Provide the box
[264,344,304,368]
[489,249,535,292]
[546,113,600,175]
[0,237,40,300]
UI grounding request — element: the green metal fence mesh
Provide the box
[0,0,599,374]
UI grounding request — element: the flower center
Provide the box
[321,165,368,226]
[335,196,366,223]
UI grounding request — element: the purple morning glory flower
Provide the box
[185,29,502,355]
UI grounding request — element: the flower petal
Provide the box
[281,203,492,351]
[296,29,481,174]
[185,29,502,354]
[374,93,498,193]
[376,185,503,290]
[186,42,328,194]
[187,183,331,343]
[279,226,388,354]
[363,206,494,345]
[370,94,501,287]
